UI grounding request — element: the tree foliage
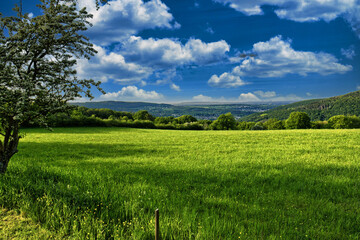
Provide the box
[285,112,311,129]
[211,113,236,130]
[0,0,103,173]
[328,115,360,129]
[133,110,155,121]
[175,115,197,124]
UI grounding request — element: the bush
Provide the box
[285,112,311,129]
[328,115,360,129]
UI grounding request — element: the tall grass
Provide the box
[1,128,360,239]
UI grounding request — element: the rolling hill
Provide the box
[72,101,279,120]
[240,90,360,122]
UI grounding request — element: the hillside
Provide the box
[72,101,279,120]
[240,90,360,121]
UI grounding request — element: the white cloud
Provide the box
[209,36,352,86]
[306,92,312,97]
[242,36,352,77]
[77,36,230,87]
[192,94,214,102]
[344,4,360,39]
[254,90,276,98]
[76,45,152,84]
[357,85,360,90]
[341,46,356,59]
[78,0,179,45]
[238,92,261,102]
[213,0,360,38]
[208,72,247,88]
[190,91,302,103]
[123,36,230,68]
[213,0,354,21]
[100,86,163,100]
[170,83,181,91]
[242,91,302,102]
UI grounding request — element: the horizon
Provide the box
[1,0,359,103]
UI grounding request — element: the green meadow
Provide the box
[1,128,360,239]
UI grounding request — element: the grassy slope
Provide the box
[1,128,360,239]
[241,90,360,121]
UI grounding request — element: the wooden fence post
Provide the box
[155,209,159,240]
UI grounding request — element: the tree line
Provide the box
[24,107,360,130]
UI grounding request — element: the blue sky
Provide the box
[1,0,360,103]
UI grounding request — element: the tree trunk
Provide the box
[0,154,10,174]
[0,123,20,174]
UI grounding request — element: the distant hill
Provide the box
[72,101,280,120]
[240,90,360,122]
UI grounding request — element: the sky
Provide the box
[1,0,360,103]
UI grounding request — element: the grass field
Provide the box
[1,128,360,239]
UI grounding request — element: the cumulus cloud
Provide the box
[191,91,302,103]
[192,94,214,102]
[209,36,352,87]
[208,72,247,88]
[341,46,356,59]
[76,45,152,84]
[77,0,179,45]
[122,36,230,68]
[100,86,163,100]
[241,36,352,77]
[238,92,261,102]
[213,0,360,38]
[357,85,360,90]
[238,91,302,102]
[77,36,230,88]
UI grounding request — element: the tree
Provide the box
[285,112,311,129]
[175,115,197,124]
[133,110,155,121]
[210,112,236,130]
[328,115,360,129]
[263,118,285,130]
[0,0,103,174]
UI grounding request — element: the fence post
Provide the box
[155,209,159,240]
